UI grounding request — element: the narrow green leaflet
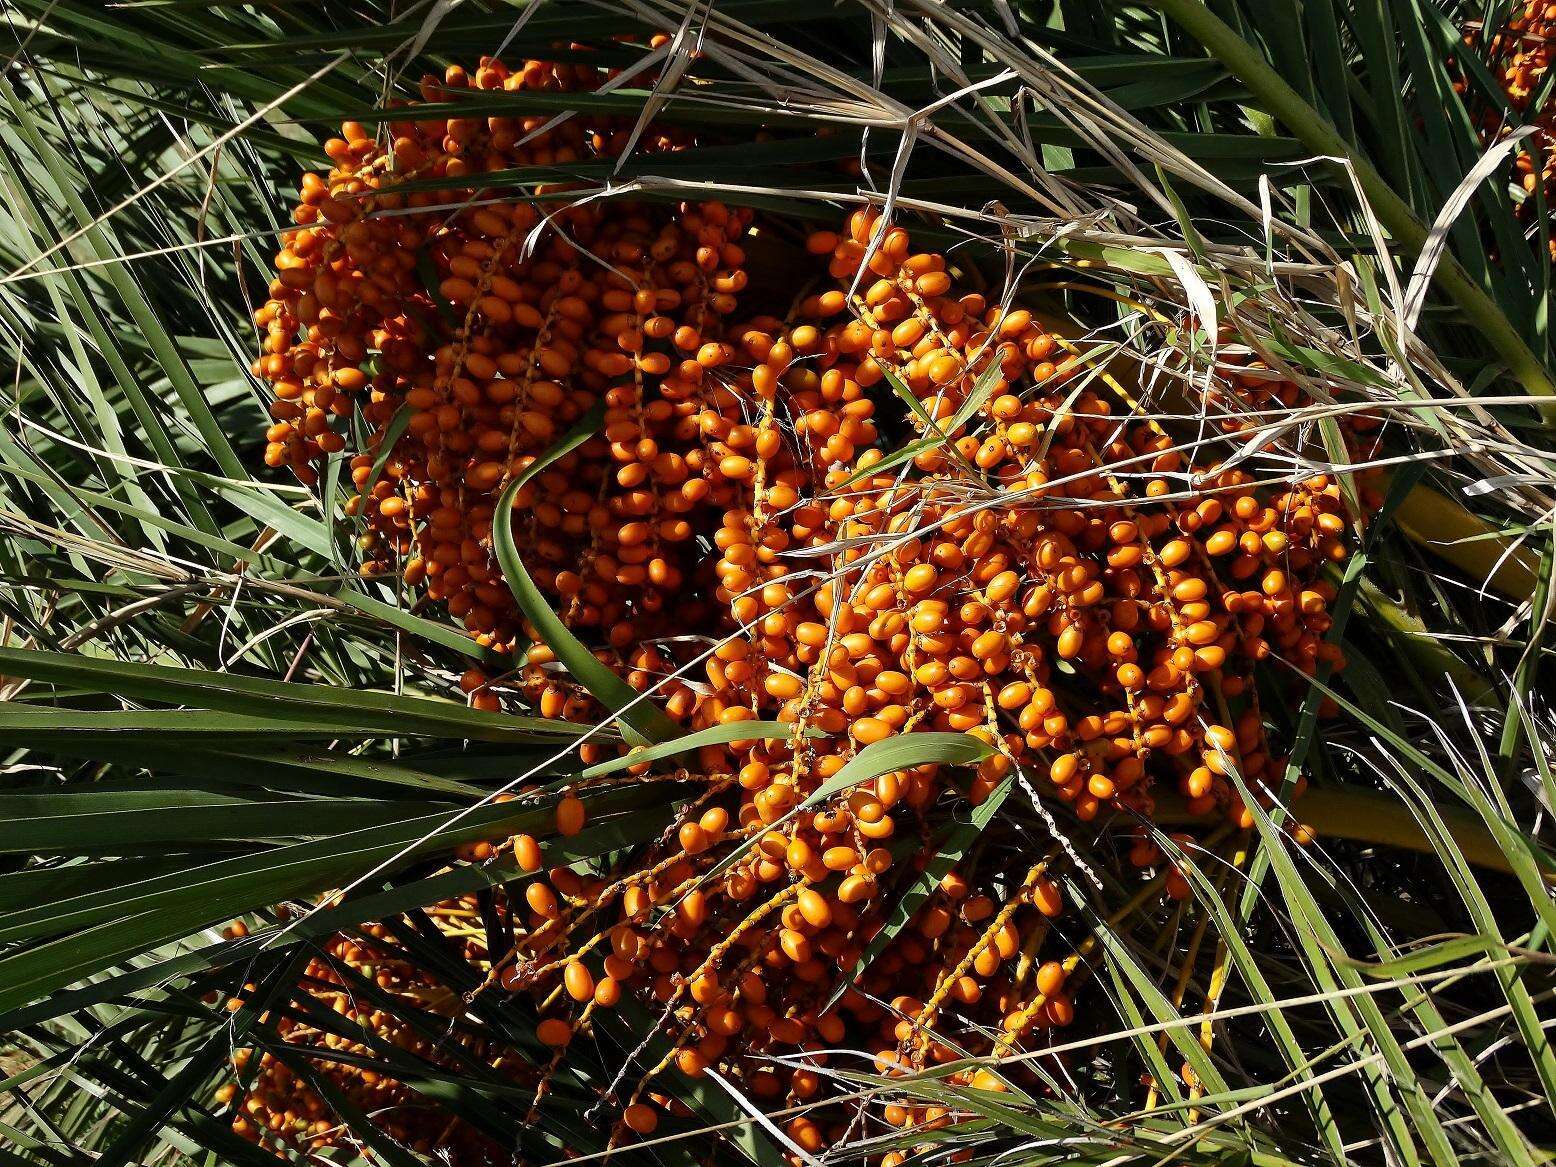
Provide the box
[579,720,823,778]
[796,731,994,815]
[0,647,582,742]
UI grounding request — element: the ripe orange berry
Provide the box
[536,1018,572,1048]
[1035,961,1066,997]
[556,795,586,837]
[563,961,595,1003]
[797,889,832,929]
[623,1103,658,1134]
[513,834,542,873]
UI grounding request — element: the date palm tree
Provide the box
[0,2,1552,1164]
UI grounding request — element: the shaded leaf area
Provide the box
[0,1,1551,1166]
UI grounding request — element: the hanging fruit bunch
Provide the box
[256,51,736,658]
[237,51,1356,1164]
[1458,3,1556,252]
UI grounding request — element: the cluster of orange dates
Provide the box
[1459,2,1556,252]
[237,54,1356,1163]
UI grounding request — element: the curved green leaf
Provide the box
[491,402,680,745]
[579,719,824,778]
